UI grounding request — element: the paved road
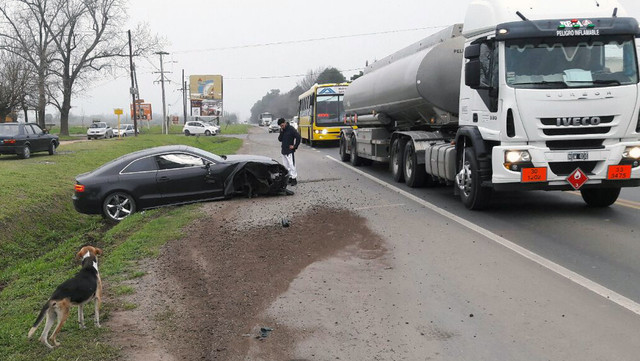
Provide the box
[244,127,640,360]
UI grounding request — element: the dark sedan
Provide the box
[73,145,292,222]
[0,123,59,159]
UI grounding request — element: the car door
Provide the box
[155,152,224,204]
[29,124,48,151]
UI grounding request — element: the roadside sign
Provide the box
[114,108,123,115]
[567,168,589,189]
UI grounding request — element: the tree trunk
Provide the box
[37,65,46,129]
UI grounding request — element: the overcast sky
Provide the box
[74,0,640,122]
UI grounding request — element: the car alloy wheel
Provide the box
[102,192,136,222]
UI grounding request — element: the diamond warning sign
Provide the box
[566,168,589,190]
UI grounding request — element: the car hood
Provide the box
[223,154,277,164]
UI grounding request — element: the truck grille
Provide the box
[546,139,604,150]
[548,161,597,176]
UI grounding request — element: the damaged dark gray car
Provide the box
[72,145,291,222]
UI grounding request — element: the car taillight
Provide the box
[74,184,85,193]
[4,139,16,144]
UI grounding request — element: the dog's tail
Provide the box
[27,300,53,338]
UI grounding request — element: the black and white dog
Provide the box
[28,245,103,348]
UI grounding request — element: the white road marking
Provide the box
[354,203,405,211]
[328,155,640,316]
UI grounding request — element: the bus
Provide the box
[298,83,349,146]
[259,112,273,126]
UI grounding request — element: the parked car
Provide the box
[268,120,280,133]
[114,124,137,137]
[72,145,292,222]
[87,122,113,139]
[0,122,59,159]
[183,121,219,136]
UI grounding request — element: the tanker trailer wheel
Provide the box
[349,135,363,166]
[580,187,620,207]
[403,141,426,188]
[339,134,350,162]
[456,147,492,210]
[390,139,404,182]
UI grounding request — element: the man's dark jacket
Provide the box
[278,124,301,155]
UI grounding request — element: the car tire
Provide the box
[102,192,136,223]
[205,130,211,136]
[18,145,31,159]
[48,141,57,155]
[580,187,620,207]
[184,130,190,136]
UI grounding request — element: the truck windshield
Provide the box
[315,95,345,126]
[505,36,638,89]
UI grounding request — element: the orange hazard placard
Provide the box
[607,165,632,180]
[521,167,547,183]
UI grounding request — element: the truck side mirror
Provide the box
[464,43,492,90]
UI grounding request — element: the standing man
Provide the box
[277,118,301,186]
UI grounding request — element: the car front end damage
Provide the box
[221,161,291,198]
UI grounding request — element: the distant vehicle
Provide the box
[298,83,350,146]
[87,122,113,139]
[291,116,299,131]
[72,145,291,222]
[183,120,219,136]
[259,112,273,126]
[268,120,280,133]
[0,122,59,159]
[114,124,137,137]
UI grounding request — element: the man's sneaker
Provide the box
[290,178,297,186]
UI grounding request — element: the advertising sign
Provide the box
[130,103,153,121]
[190,75,223,118]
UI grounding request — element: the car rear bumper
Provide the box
[0,145,20,154]
[72,193,103,215]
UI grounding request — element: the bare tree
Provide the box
[296,66,325,91]
[0,0,60,128]
[0,52,33,122]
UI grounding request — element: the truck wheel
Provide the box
[404,141,426,187]
[456,147,492,210]
[349,136,362,166]
[580,188,620,207]
[339,134,350,162]
[390,139,404,182]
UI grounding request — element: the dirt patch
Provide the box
[108,203,385,360]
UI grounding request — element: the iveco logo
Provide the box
[556,117,601,126]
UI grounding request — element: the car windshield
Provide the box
[0,124,20,136]
[90,123,107,128]
[505,36,638,89]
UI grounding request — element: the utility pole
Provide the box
[128,30,138,136]
[154,51,170,134]
[182,69,188,124]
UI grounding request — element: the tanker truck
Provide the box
[339,0,640,210]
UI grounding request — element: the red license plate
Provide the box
[607,165,632,180]
[522,167,548,183]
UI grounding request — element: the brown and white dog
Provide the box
[27,245,103,348]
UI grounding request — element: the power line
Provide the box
[173,26,448,54]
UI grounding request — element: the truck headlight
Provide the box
[622,146,640,159]
[505,150,531,163]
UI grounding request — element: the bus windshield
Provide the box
[505,36,638,89]
[315,95,345,126]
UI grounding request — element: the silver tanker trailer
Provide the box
[339,0,640,210]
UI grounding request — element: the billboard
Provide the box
[189,75,223,100]
[130,103,153,121]
[190,75,223,118]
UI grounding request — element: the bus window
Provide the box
[315,95,344,126]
